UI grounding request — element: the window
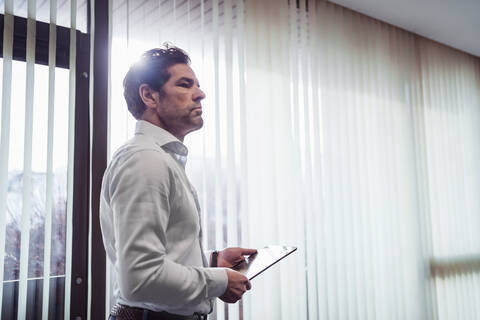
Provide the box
[0,10,90,318]
[0,60,69,318]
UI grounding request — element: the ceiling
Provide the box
[328,0,480,57]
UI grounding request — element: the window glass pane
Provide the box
[0,59,69,318]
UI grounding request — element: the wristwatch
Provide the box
[211,250,219,267]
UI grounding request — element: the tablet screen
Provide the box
[234,245,297,280]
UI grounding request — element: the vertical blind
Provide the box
[0,0,85,318]
[418,39,480,320]
[108,0,480,319]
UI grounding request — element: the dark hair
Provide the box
[123,45,191,119]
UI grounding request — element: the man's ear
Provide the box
[139,84,159,110]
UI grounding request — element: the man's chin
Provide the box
[187,119,204,133]
[194,116,204,128]
[195,120,204,130]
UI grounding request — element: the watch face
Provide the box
[234,245,297,280]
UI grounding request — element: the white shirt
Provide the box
[100,120,228,315]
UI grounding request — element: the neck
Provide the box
[141,113,185,142]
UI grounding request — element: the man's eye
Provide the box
[178,83,190,88]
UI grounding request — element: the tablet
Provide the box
[234,245,297,280]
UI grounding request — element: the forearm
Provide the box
[118,253,227,307]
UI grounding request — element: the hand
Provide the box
[219,269,252,303]
[217,247,257,268]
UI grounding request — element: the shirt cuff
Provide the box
[205,250,213,265]
[205,267,228,299]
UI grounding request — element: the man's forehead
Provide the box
[167,63,198,81]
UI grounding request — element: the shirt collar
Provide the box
[135,120,189,157]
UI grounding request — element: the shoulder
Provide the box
[110,135,172,168]
[104,137,176,187]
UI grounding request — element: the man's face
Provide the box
[155,63,205,139]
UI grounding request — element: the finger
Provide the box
[233,260,247,270]
[234,257,246,263]
[234,289,244,299]
[240,248,257,255]
[246,281,252,290]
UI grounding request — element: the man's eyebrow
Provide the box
[176,77,194,84]
[176,77,200,87]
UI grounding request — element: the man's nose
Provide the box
[193,87,206,102]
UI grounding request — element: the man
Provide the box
[100,46,256,320]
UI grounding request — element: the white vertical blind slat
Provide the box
[235,0,246,248]
[212,0,222,240]
[299,1,318,319]
[356,16,371,320]
[17,1,37,318]
[266,1,286,318]
[223,0,239,313]
[406,39,426,320]
[222,2,240,313]
[199,0,208,254]
[41,1,57,319]
[326,6,342,319]
[363,16,379,320]
[346,11,361,319]
[310,2,329,319]
[423,45,441,320]
[0,0,14,314]
[291,3,309,318]
[383,28,396,320]
[224,0,237,249]
[319,5,334,318]
[357,16,371,320]
[236,0,249,318]
[335,9,348,319]
[211,0,225,319]
[64,0,77,318]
